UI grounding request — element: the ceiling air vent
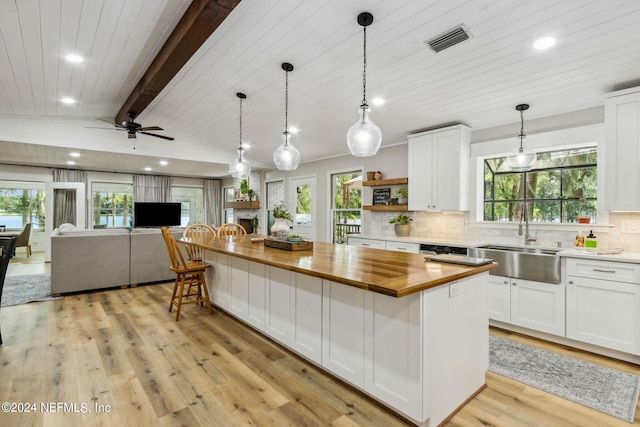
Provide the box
[426,25,470,53]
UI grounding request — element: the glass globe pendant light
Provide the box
[346,12,381,157]
[506,103,536,172]
[273,62,300,171]
[229,92,251,179]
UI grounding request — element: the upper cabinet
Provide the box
[605,87,640,211]
[407,124,471,211]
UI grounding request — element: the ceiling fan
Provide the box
[115,112,175,141]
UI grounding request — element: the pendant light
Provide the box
[229,92,251,179]
[346,12,381,157]
[273,62,300,171]
[506,104,536,172]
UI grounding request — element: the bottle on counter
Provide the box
[585,230,597,248]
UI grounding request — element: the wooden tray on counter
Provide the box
[264,238,313,251]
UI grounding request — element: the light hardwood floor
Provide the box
[1,259,639,426]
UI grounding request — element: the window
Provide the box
[92,183,133,228]
[0,181,45,230]
[330,172,362,244]
[223,187,235,224]
[484,147,597,223]
[172,186,204,226]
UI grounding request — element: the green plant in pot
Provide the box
[389,213,413,236]
[250,215,259,233]
[394,187,408,205]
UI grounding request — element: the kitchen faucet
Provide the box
[519,198,537,245]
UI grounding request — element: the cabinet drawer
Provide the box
[386,241,420,253]
[348,238,386,250]
[565,258,640,284]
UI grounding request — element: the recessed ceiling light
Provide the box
[372,97,385,105]
[69,152,81,157]
[144,167,152,171]
[61,97,76,104]
[533,37,556,50]
[289,127,299,134]
[66,161,76,165]
[159,160,168,166]
[65,54,84,63]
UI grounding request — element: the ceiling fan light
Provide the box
[273,132,300,171]
[347,106,381,157]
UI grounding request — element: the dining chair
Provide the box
[182,224,216,262]
[217,222,247,237]
[161,227,213,321]
[14,223,32,257]
[0,236,18,345]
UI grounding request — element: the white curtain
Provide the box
[204,179,221,226]
[133,175,171,202]
[52,169,86,228]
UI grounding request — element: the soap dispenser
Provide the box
[585,230,597,248]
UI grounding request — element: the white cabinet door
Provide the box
[364,291,422,420]
[291,274,323,363]
[322,280,365,388]
[347,237,386,250]
[487,275,511,323]
[510,278,565,336]
[386,241,420,253]
[408,125,470,211]
[265,267,292,345]
[229,257,249,320]
[246,261,267,331]
[605,88,640,210]
[567,277,640,355]
[208,252,230,309]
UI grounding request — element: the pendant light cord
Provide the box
[284,69,289,138]
[518,108,525,149]
[239,96,243,150]
[361,25,368,109]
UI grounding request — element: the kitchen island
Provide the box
[182,235,496,426]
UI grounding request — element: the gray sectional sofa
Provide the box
[51,226,185,294]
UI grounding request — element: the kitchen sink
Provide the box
[469,244,561,284]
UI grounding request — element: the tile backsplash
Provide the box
[366,210,640,252]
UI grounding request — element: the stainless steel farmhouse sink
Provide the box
[469,244,561,284]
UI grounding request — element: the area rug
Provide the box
[489,334,640,422]
[1,273,62,307]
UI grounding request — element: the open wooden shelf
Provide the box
[362,177,408,187]
[225,201,260,209]
[363,204,409,211]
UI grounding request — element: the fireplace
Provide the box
[237,218,253,234]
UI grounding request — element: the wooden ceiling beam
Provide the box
[115,0,240,124]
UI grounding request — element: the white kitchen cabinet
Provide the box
[246,261,267,331]
[291,274,323,363]
[322,280,366,387]
[510,278,565,336]
[265,267,293,344]
[229,257,250,319]
[605,87,640,210]
[347,237,387,250]
[487,275,511,323]
[385,241,420,253]
[566,258,640,355]
[408,124,471,211]
[207,251,231,309]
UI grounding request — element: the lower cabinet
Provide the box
[385,241,420,253]
[207,252,231,309]
[566,258,640,355]
[489,274,565,337]
[291,274,323,363]
[347,237,386,250]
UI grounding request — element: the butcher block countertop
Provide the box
[181,234,496,298]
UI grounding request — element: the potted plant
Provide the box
[394,187,408,205]
[287,233,302,242]
[272,201,292,240]
[250,215,259,233]
[389,213,413,236]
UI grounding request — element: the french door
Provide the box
[289,176,316,241]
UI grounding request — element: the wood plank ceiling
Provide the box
[0,0,640,177]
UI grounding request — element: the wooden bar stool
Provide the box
[217,222,247,236]
[183,224,216,262]
[161,227,213,321]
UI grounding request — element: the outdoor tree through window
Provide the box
[484,147,597,223]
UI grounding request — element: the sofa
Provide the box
[51,225,185,294]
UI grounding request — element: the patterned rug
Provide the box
[1,273,62,307]
[489,334,640,422]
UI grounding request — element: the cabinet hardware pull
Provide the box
[397,247,406,250]
[362,243,370,246]
[592,268,616,273]
[512,282,517,286]
[568,280,574,285]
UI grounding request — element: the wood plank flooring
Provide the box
[1,263,639,426]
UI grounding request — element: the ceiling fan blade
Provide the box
[139,126,163,131]
[139,131,175,141]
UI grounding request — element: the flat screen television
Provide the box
[134,202,181,227]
